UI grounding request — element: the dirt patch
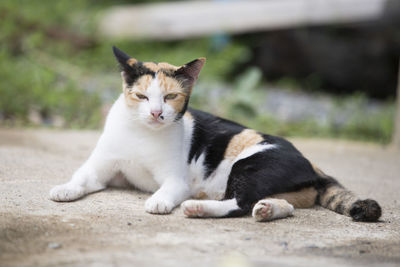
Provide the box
[301,239,400,264]
[0,213,88,256]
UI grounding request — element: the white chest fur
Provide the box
[92,95,190,192]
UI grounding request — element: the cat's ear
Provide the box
[175,58,206,86]
[112,46,137,70]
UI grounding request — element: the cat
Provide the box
[49,46,382,222]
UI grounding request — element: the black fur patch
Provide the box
[123,61,156,87]
[350,199,382,222]
[315,176,343,204]
[161,69,177,78]
[187,108,321,216]
[113,46,130,65]
[325,190,347,208]
[174,97,190,122]
[224,148,319,212]
[112,46,155,86]
[188,108,244,177]
[186,108,382,220]
[162,64,195,90]
[335,200,345,214]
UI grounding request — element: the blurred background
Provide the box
[1,0,399,144]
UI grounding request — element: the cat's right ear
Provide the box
[112,46,137,70]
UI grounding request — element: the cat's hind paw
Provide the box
[252,199,294,222]
[49,184,85,202]
[181,200,205,217]
[252,201,274,222]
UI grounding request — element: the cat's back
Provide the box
[186,107,299,153]
[186,108,244,172]
[184,108,302,177]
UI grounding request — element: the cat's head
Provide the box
[112,46,205,130]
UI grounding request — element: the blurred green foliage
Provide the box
[200,70,395,144]
[0,0,248,127]
[239,103,394,144]
[0,0,395,143]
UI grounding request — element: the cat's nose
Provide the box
[151,110,162,119]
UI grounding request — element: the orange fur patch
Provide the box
[124,90,140,107]
[142,62,179,73]
[127,58,138,66]
[311,163,326,177]
[124,75,153,107]
[156,72,187,112]
[135,75,153,91]
[194,192,209,200]
[142,62,158,72]
[157,72,183,92]
[122,61,188,112]
[270,187,318,208]
[184,111,193,120]
[319,186,341,207]
[319,186,357,215]
[166,93,186,112]
[158,62,179,71]
[224,129,264,159]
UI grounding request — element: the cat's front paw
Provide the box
[145,195,174,214]
[49,184,85,202]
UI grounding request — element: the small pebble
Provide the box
[48,242,62,249]
[280,241,289,250]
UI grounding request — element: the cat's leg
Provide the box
[145,176,190,214]
[49,157,117,202]
[181,198,294,220]
[220,147,316,220]
[181,198,244,218]
[252,198,294,222]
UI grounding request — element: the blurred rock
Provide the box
[48,242,62,249]
[261,87,388,126]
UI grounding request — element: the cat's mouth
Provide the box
[147,118,165,127]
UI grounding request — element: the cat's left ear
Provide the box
[175,58,206,86]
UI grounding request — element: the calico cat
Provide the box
[49,46,382,222]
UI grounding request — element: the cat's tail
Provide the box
[314,166,382,222]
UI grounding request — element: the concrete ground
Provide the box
[0,129,399,267]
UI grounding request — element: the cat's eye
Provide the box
[136,93,148,100]
[164,93,178,101]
